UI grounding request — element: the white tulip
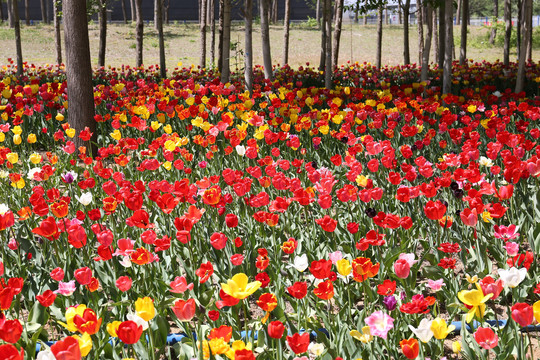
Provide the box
[498,267,527,288]
[409,318,434,343]
[76,192,93,206]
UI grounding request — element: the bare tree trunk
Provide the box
[402,0,411,64]
[283,0,290,64]
[8,0,14,28]
[376,5,383,69]
[517,0,522,57]
[417,0,424,64]
[399,6,402,24]
[220,0,231,83]
[354,4,358,23]
[316,0,320,27]
[332,0,344,69]
[154,0,158,31]
[164,0,170,24]
[385,6,388,25]
[438,4,445,69]
[324,0,332,88]
[40,0,47,23]
[489,0,498,44]
[98,0,107,67]
[245,0,253,94]
[364,13,367,25]
[319,0,326,71]
[271,0,277,23]
[218,0,224,72]
[433,9,438,62]
[260,0,272,80]
[456,0,461,25]
[54,0,61,64]
[527,7,532,61]
[156,0,166,77]
[12,0,22,76]
[0,1,4,23]
[135,0,143,67]
[460,0,468,64]
[503,0,511,65]
[200,0,207,68]
[130,0,136,23]
[120,0,128,23]
[63,0,96,151]
[442,0,453,94]
[421,5,433,81]
[24,0,28,25]
[209,0,215,66]
[516,0,531,92]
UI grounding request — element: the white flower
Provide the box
[479,156,493,167]
[76,192,93,206]
[498,267,527,288]
[119,256,132,268]
[0,170,8,178]
[27,167,42,180]
[409,318,434,343]
[288,254,309,272]
[0,204,9,215]
[127,313,149,330]
[398,253,418,267]
[235,145,246,156]
[493,91,502,97]
[36,349,55,360]
[308,342,325,356]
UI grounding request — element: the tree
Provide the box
[7,0,13,28]
[283,0,291,65]
[220,0,231,83]
[200,0,207,68]
[332,0,344,69]
[12,0,22,76]
[40,0,48,24]
[316,0,320,27]
[515,0,532,92]
[432,9,438,62]
[218,0,224,72]
[324,0,332,88]
[460,0,468,64]
[245,0,253,94]
[156,0,166,77]
[489,0,498,44]
[135,0,143,67]
[417,0,423,64]
[260,0,272,80]
[421,5,434,82]
[503,0,511,65]
[120,0,128,23]
[376,4,383,69]
[130,0,135,22]
[399,0,411,64]
[442,0,453,94]
[62,0,96,151]
[54,0,62,64]
[438,3,445,70]
[24,0,28,26]
[98,0,108,67]
[209,0,216,65]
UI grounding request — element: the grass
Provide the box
[0,21,537,69]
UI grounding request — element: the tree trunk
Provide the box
[324,0,332,88]
[316,0,320,27]
[319,0,326,71]
[402,0,410,64]
[489,0,498,44]
[209,0,215,66]
[516,0,531,92]
[12,0,22,76]
[260,0,272,80]
[0,1,4,23]
[54,0,61,64]
[200,0,207,68]
[245,0,253,94]
[40,0,47,23]
[154,0,159,31]
[98,0,107,67]
[130,0,136,23]
[417,0,424,65]
[503,0,511,65]
[438,4,445,70]
[62,0,96,151]
[517,0,522,57]
[120,0,128,23]
[156,0,166,77]
[218,0,224,72]
[376,5,383,69]
[421,5,433,81]
[385,6,388,25]
[456,0,461,25]
[271,0,277,23]
[24,0,28,25]
[398,6,402,24]
[364,13,367,25]
[527,6,532,61]
[220,0,231,83]
[442,0,453,94]
[283,0,290,64]
[332,0,344,69]
[354,4,358,23]
[433,9,438,62]
[460,0,468,64]
[8,0,14,28]
[135,0,143,67]
[164,0,170,24]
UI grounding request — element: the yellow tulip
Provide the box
[29,153,42,164]
[430,317,455,340]
[6,152,18,164]
[65,128,76,138]
[107,321,121,337]
[110,130,121,141]
[27,133,37,144]
[163,124,172,134]
[221,273,261,300]
[336,259,352,277]
[350,326,373,343]
[452,341,462,353]
[135,297,155,322]
[62,305,87,332]
[457,284,492,323]
[533,300,540,323]
[13,134,22,145]
[73,332,92,356]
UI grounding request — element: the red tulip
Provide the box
[0,344,24,360]
[511,303,534,327]
[74,267,92,285]
[234,349,256,360]
[267,320,285,339]
[172,298,197,321]
[51,336,81,360]
[286,332,310,354]
[36,290,57,307]
[116,321,143,344]
[315,215,337,232]
[0,211,14,231]
[424,200,447,220]
[394,259,411,279]
[400,338,419,359]
[115,276,133,292]
[474,327,498,349]
[460,208,478,227]
[0,318,22,343]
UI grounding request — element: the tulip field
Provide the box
[1,61,540,359]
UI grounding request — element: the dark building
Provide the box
[1,0,316,22]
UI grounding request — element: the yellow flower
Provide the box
[13,134,22,145]
[452,341,462,353]
[135,297,155,322]
[457,284,492,323]
[163,124,172,134]
[72,332,92,356]
[0,133,4,142]
[336,259,352,277]
[11,177,25,189]
[29,153,42,164]
[221,273,261,300]
[466,274,478,284]
[56,113,65,121]
[110,130,121,141]
[533,300,540,323]
[62,304,87,332]
[151,121,162,131]
[65,128,76,138]
[201,338,230,359]
[430,318,455,340]
[27,133,37,144]
[350,326,373,343]
[107,321,122,337]
[225,340,251,359]
[6,152,18,164]
[163,161,172,171]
